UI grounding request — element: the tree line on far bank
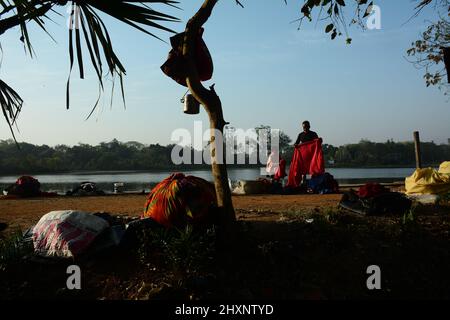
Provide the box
[0,138,449,175]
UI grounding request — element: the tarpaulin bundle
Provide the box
[307,173,339,194]
[32,210,109,258]
[439,161,450,175]
[161,27,213,87]
[143,173,217,229]
[340,190,412,216]
[287,138,325,187]
[6,176,41,197]
[405,163,450,195]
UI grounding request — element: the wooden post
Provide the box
[414,131,422,169]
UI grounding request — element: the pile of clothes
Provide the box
[3,176,57,198]
[66,182,105,196]
[405,162,450,195]
[25,210,160,259]
[26,174,218,260]
[307,173,339,195]
[232,179,273,195]
[161,28,213,87]
[340,183,412,216]
[143,173,217,229]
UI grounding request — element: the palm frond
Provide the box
[0,79,22,141]
[1,1,180,121]
[64,0,180,115]
[0,0,55,56]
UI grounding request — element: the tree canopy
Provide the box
[1,0,448,138]
[1,138,449,175]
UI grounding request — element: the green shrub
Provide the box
[137,226,216,275]
[0,229,33,272]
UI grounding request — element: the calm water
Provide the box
[0,168,415,194]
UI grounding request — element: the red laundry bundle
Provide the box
[357,183,389,199]
[143,173,217,229]
[161,28,213,87]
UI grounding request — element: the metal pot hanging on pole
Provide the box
[181,92,200,115]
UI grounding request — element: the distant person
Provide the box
[266,150,287,182]
[294,121,319,186]
[294,121,319,146]
[266,150,279,178]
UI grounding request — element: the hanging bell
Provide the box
[183,93,200,115]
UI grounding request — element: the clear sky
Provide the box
[0,0,449,147]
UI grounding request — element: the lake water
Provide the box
[0,167,415,194]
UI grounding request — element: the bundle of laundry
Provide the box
[143,173,217,229]
[5,176,41,197]
[31,211,110,258]
[405,162,450,195]
[29,211,136,259]
[307,173,339,194]
[160,27,213,87]
[3,176,57,198]
[66,182,105,196]
[339,183,412,216]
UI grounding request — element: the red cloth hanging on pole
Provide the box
[160,28,213,87]
[287,138,325,187]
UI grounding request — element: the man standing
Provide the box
[294,121,319,186]
[295,121,318,146]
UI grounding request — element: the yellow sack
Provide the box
[438,161,450,175]
[405,167,450,195]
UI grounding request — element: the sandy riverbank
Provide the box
[0,194,342,232]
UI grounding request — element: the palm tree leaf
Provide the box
[0,79,23,142]
[79,9,103,89]
[1,0,180,127]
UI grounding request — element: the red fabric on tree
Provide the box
[160,28,213,87]
[287,138,325,187]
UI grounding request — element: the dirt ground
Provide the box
[0,194,342,232]
[1,192,449,300]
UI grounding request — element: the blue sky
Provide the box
[0,0,449,147]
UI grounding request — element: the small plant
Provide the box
[438,193,450,206]
[136,227,171,265]
[136,225,216,275]
[0,229,33,272]
[402,209,417,226]
[283,209,308,220]
[324,209,339,224]
[164,226,216,274]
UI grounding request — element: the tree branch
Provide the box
[182,0,218,110]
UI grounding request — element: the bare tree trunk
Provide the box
[205,90,236,225]
[182,0,236,226]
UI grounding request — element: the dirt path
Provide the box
[0,194,342,231]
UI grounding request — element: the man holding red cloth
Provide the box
[288,121,325,187]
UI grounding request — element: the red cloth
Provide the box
[160,28,213,87]
[274,158,287,181]
[357,183,388,198]
[287,138,325,187]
